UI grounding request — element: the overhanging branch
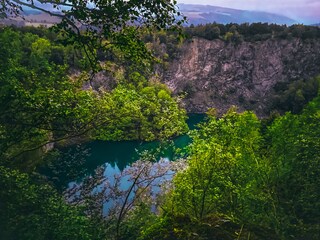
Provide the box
[11,0,65,18]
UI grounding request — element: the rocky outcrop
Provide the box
[164,37,320,116]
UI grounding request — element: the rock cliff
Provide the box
[164,37,320,116]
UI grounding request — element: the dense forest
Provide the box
[183,22,320,42]
[1,1,320,239]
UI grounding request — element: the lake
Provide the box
[40,114,206,190]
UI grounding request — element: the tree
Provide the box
[266,95,320,238]
[0,2,189,239]
[158,108,277,239]
[0,29,106,164]
[0,166,106,240]
[1,0,185,69]
[93,75,188,142]
[0,28,188,165]
[203,24,220,40]
[64,156,187,240]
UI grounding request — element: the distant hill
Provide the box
[23,8,41,15]
[1,4,298,28]
[0,11,60,28]
[178,4,297,25]
[311,23,320,27]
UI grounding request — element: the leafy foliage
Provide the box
[184,22,320,43]
[95,80,188,141]
[63,156,187,240]
[271,76,320,114]
[0,29,105,166]
[0,166,106,240]
[0,0,190,238]
[1,14,320,240]
[165,108,274,238]
[141,98,320,239]
[1,0,185,69]
[0,28,188,165]
[266,95,320,238]
[0,24,188,239]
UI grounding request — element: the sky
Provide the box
[178,0,320,24]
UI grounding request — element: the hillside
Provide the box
[178,4,297,25]
[162,37,320,116]
[1,22,320,240]
[0,12,60,27]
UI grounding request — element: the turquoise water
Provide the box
[41,114,206,189]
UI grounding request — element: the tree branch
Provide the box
[11,0,65,18]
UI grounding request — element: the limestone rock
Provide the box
[164,37,320,116]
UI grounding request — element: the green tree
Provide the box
[160,108,274,239]
[2,0,185,69]
[94,80,188,141]
[30,38,52,70]
[266,95,320,238]
[0,28,188,166]
[0,30,97,165]
[0,166,106,240]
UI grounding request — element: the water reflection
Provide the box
[40,114,206,190]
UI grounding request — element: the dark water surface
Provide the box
[42,114,206,189]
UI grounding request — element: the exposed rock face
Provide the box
[164,37,320,116]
